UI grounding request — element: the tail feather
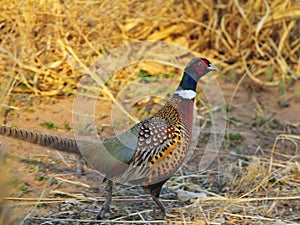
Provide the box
[0,125,80,154]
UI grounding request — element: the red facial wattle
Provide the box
[193,60,208,75]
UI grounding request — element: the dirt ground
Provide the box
[0,77,300,224]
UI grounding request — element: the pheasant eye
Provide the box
[192,61,202,70]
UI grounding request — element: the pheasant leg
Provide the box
[151,194,169,214]
[97,179,113,219]
[148,180,170,214]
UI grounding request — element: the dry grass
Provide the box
[0,0,300,224]
[0,0,299,97]
[164,134,300,224]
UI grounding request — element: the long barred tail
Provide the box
[0,125,80,155]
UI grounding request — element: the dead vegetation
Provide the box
[0,0,299,97]
[0,0,300,224]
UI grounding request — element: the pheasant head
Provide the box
[175,58,218,97]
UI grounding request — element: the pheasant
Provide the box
[0,58,218,218]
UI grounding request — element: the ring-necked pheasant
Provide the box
[0,58,218,218]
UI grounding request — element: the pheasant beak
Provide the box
[207,64,219,71]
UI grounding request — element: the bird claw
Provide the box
[97,202,111,220]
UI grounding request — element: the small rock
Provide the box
[272,220,287,225]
